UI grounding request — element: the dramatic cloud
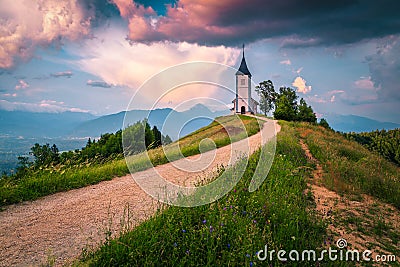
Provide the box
[366,36,400,101]
[69,27,238,91]
[292,76,311,94]
[15,80,29,90]
[0,0,92,69]
[111,0,400,46]
[0,99,89,113]
[87,80,113,88]
[50,71,73,78]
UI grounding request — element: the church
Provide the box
[232,46,259,115]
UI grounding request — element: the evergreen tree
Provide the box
[152,126,162,147]
[144,119,154,149]
[319,118,331,130]
[162,135,173,145]
[297,98,317,123]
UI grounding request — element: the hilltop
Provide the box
[0,115,399,266]
[78,119,399,266]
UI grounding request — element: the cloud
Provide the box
[68,26,238,90]
[0,99,89,113]
[0,0,92,69]
[15,80,29,90]
[87,80,113,88]
[280,59,291,65]
[292,76,311,94]
[3,93,17,97]
[110,0,400,46]
[353,77,375,90]
[366,36,400,101]
[308,90,345,104]
[50,71,73,78]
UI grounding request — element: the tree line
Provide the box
[255,80,319,123]
[14,119,172,178]
[343,128,400,166]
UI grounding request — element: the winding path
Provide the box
[0,117,280,267]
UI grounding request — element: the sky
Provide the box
[0,0,399,123]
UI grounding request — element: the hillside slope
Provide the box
[80,120,400,266]
[0,116,276,266]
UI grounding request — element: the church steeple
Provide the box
[236,44,252,77]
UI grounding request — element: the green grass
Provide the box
[295,122,400,209]
[0,115,261,207]
[77,121,327,266]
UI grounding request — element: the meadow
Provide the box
[76,121,400,266]
[0,115,260,207]
[295,122,400,208]
[78,121,328,266]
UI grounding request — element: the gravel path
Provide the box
[0,117,279,267]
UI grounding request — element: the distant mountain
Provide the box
[0,105,229,173]
[0,110,96,138]
[323,114,400,132]
[74,104,230,140]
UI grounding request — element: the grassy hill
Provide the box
[0,115,260,207]
[76,120,399,266]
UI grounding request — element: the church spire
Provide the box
[236,44,251,77]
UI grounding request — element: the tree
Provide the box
[162,135,172,145]
[319,118,331,130]
[255,80,277,115]
[273,87,298,120]
[144,119,154,149]
[297,98,317,123]
[16,156,32,177]
[30,143,59,167]
[152,126,162,148]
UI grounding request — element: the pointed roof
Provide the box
[236,44,252,77]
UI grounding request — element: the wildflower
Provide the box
[242,211,247,215]
[246,253,250,258]
[186,249,190,255]
[230,205,233,209]
[220,222,224,226]
[233,189,237,193]
[182,229,186,233]
[253,220,257,224]
[210,225,214,233]
[227,243,231,249]
[250,262,254,267]
[223,207,227,211]
[202,219,207,224]
[173,242,178,247]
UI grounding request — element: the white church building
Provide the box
[232,46,259,114]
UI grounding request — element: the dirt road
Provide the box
[0,117,279,266]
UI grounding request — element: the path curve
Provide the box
[0,117,280,267]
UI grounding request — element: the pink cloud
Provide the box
[0,0,91,68]
[15,80,29,90]
[111,0,268,44]
[353,76,375,90]
[280,59,291,65]
[292,76,311,94]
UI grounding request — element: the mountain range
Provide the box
[1,105,399,173]
[322,114,400,133]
